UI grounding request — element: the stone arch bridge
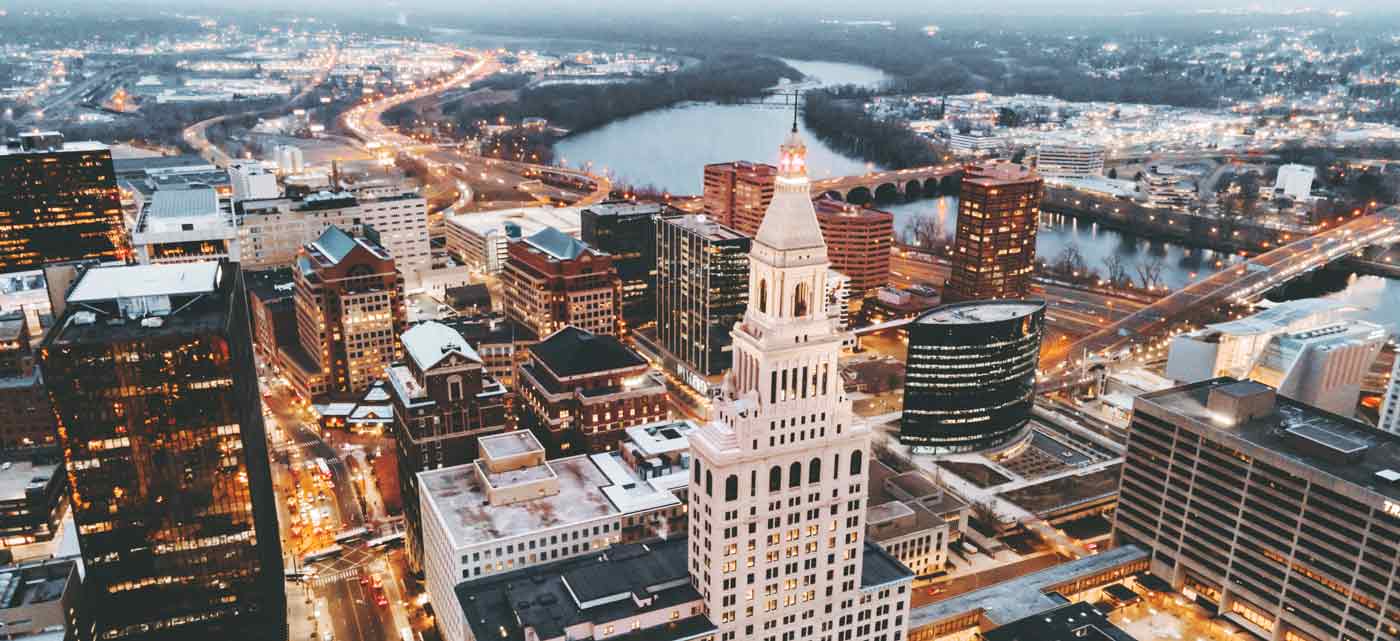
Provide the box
[811,164,963,205]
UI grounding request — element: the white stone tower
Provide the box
[687,124,908,641]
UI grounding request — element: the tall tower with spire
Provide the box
[687,127,912,641]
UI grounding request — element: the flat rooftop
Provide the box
[66,262,221,303]
[984,602,1138,641]
[861,542,916,589]
[421,455,620,548]
[445,206,582,236]
[964,162,1041,187]
[0,559,73,609]
[456,539,709,641]
[1140,377,1400,503]
[666,215,748,241]
[917,300,1045,325]
[909,545,1148,629]
[625,420,697,457]
[0,461,57,503]
[479,431,543,459]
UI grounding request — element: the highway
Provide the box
[183,44,339,168]
[1040,208,1400,391]
[342,49,612,212]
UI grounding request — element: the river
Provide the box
[553,58,1396,323]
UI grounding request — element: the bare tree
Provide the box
[1135,256,1165,290]
[902,214,948,251]
[1051,242,1088,276]
[1102,254,1131,288]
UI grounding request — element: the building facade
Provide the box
[228,161,278,202]
[655,215,751,385]
[943,163,1043,303]
[131,185,240,264]
[1115,378,1400,641]
[0,312,56,451]
[1035,142,1105,179]
[237,190,429,279]
[812,199,893,299]
[703,161,775,236]
[388,321,510,573]
[687,127,913,641]
[0,458,64,552]
[1380,356,1400,435]
[517,326,667,455]
[0,132,125,274]
[287,226,406,400]
[39,262,285,641]
[1245,321,1386,417]
[899,301,1045,454]
[503,227,622,338]
[581,202,681,332]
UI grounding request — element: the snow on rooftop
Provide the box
[67,262,220,304]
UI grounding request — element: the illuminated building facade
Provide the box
[943,163,1043,303]
[40,262,285,641]
[286,226,406,400]
[581,202,681,332]
[1115,378,1400,641]
[516,326,667,455]
[811,199,893,298]
[0,132,125,274]
[655,214,750,386]
[503,227,621,338]
[703,160,775,236]
[899,301,1045,453]
[688,126,913,641]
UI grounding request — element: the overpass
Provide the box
[1038,207,1400,392]
[812,165,961,204]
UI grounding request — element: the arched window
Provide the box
[789,462,802,488]
[725,475,739,502]
[769,466,782,492]
[758,279,768,313]
[808,458,822,484]
[793,282,809,317]
[833,453,841,480]
[849,450,863,476]
[705,470,713,496]
[693,460,702,485]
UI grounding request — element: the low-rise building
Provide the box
[444,207,583,273]
[130,185,239,265]
[420,430,685,641]
[1035,142,1105,179]
[452,538,714,641]
[0,458,64,552]
[866,460,966,578]
[0,558,82,640]
[1246,321,1386,417]
[517,326,668,455]
[1165,298,1354,384]
[440,314,538,388]
[228,161,278,201]
[237,190,430,280]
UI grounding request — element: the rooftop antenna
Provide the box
[790,90,800,132]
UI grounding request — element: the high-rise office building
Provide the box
[1380,356,1400,434]
[812,199,893,299]
[0,132,125,274]
[40,261,285,641]
[1115,378,1400,641]
[389,320,510,573]
[688,126,913,641]
[581,202,681,332]
[285,226,406,400]
[943,162,1043,303]
[503,227,621,338]
[899,301,1045,453]
[655,214,750,387]
[703,160,775,236]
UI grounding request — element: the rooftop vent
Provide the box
[1376,469,1400,484]
[140,317,164,328]
[72,311,97,326]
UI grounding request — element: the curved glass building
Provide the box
[899,300,1046,454]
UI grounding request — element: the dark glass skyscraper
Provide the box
[0,132,125,274]
[580,202,681,332]
[40,261,286,641]
[655,215,750,387]
[899,300,1046,453]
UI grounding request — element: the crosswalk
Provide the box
[309,567,360,586]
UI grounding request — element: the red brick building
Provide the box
[944,162,1044,303]
[703,161,775,236]
[284,226,406,401]
[516,326,667,455]
[503,227,621,338]
[704,162,894,299]
[813,198,894,298]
